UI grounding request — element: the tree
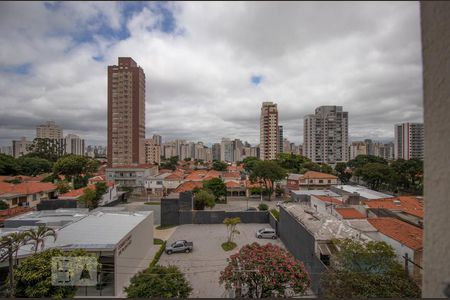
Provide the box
[79,188,98,210]
[347,154,388,169]
[16,156,52,176]
[25,225,57,254]
[14,248,94,298]
[53,155,99,185]
[0,200,9,210]
[250,160,286,201]
[26,138,65,162]
[212,160,228,171]
[56,180,71,194]
[194,189,215,210]
[124,265,192,298]
[335,162,352,184]
[160,156,179,171]
[203,178,226,202]
[243,157,260,173]
[258,203,268,211]
[0,231,30,296]
[224,217,240,244]
[390,158,423,194]
[354,163,394,190]
[321,239,421,298]
[220,243,310,298]
[0,153,18,175]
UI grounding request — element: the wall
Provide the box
[278,206,327,295]
[115,212,154,297]
[421,2,450,297]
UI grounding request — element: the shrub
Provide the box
[221,241,237,251]
[270,208,280,221]
[258,203,268,211]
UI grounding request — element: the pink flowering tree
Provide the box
[219,243,310,298]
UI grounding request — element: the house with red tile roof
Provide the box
[367,217,423,280]
[59,182,119,207]
[0,181,57,208]
[287,171,338,191]
[364,196,424,218]
[222,171,241,182]
[226,165,244,172]
[175,181,203,193]
[106,164,158,192]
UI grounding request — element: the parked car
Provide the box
[165,240,194,254]
[246,207,258,211]
[256,228,277,239]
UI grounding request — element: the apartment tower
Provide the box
[260,102,279,160]
[107,57,146,167]
[394,122,424,160]
[303,105,349,163]
[36,121,63,139]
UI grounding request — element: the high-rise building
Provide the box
[64,134,85,156]
[283,138,291,154]
[152,134,162,145]
[12,137,32,158]
[394,122,424,160]
[144,139,161,165]
[349,141,368,160]
[107,57,146,167]
[374,142,394,161]
[36,121,63,139]
[260,102,279,160]
[303,105,349,163]
[220,138,234,162]
[0,146,12,156]
[278,125,283,154]
[212,143,221,161]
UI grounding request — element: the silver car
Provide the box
[256,228,277,239]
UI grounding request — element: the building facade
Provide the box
[349,141,368,160]
[107,57,146,167]
[394,122,424,160]
[278,125,284,154]
[260,102,279,160]
[64,134,85,156]
[144,139,161,165]
[12,137,32,158]
[36,121,63,139]
[303,106,349,164]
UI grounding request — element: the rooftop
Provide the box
[291,189,340,197]
[0,181,56,198]
[364,196,424,218]
[302,171,338,180]
[175,181,203,193]
[106,164,156,170]
[334,207,366,219]
[313,195,342,204]
[368,217,423,250]
[333,185,392,199]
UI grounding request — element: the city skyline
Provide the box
[0,2,423,147]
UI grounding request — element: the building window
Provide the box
[319,180,323,183]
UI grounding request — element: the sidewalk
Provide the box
[153,225,177,241]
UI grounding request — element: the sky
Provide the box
[0,1,423,147]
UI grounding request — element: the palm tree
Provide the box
[25,225,57,254]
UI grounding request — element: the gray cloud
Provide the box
[0,2,423,148]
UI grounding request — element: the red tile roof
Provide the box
[313,195,342,204]
[226,181,242,188]
[227,165,244,172]
[165,173,184,181]
[184,170,209,181]
[175,181,203,193]
[302,171,337,180]
[107,164,156,169]
[335,207,365,219]
[222,172,241,179]
[0,182,57,197]
[368,217,423,250]
[0,207,33,222]
[88,175,106,183]
[365,196,423,218]
[59,185,96,198]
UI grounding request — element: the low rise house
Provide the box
[333,207,366,220]
[310,195,343,215]
[290,189,340,203]
[145,173,172,196]
[287,171,338,191]
[330,184,392,201]
[106,164,158,192]
[58,182,120,207]
[0,181,57,208]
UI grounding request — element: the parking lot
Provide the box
[158,224,285,298]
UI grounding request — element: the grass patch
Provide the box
[270,208,280,221]
[156,224,176,230]
[221,242,237,251]
[154,238,164,245]
[145,201,161,205]
[149,241,167,269]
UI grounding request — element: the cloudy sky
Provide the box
[0,1,423,147]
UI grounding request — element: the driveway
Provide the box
[158,224,285,298]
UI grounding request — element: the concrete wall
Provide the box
[278,206,327,295]
[115,212,154,297]
[268,211,278,235]
[161,197,180,226]
[36,199,78,210]
[421,2,450,297]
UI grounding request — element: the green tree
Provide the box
[95,182,108,200]
[160,156,179,171]
[79,188,98,210]
[203,178,226,202]
[335,162,352,184]
[56,180,71,194]
[124,265,192,298]
[220,243,310,298]
[212,160,228,171]
[0,200,9,210]
[223,217,241,244]
[354,162,394,191]
[25,225,57,254]
[16,156,52,176]
[53,155,98,186]
[250,160,287,201]
[194,189,215,210]
[347,154,388,169]
[0,153,18,176]
[321,239,421,298]
[26,138,65,162]
[14,248,94,298]
[258,203,268,211]
[243,156,260,173]
[390,158,423,194]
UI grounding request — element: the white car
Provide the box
[256,228,277,239]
